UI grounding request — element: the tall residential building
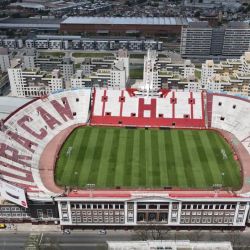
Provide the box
[180,22,212,57]
[181,22,250,59]
[183,60,196,78]
[109,61,127,89]
[61,57,74,84]
[109,49,129,89]
[8,67,64,97]
[239,52,250,75]
[23,49,36,69]
[222,22,250,57]
[201,60,215,86]
[116,49,129,82]
[0,47,10,72]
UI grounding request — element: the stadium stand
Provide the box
[211,93,250,154]
[91,89,205,128]
[0,89,91,198]
[1,88,250,201]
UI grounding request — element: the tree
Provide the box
[134,223,170,241]
[194,11,201,18]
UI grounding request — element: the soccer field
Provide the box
[55,126,241,189]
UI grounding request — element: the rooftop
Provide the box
[188,21,210,28]
[61,17,195,26]
[228,21,250,28]
[0,18,62,29]
[0,47,8,55]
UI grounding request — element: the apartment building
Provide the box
[222,22,250,57]
[0,48,10,72]
[109,61,127,89]
[23,49,36,69]
[199,52,250,95]
[8,67,64,97]
[71,50,129,89]
[70,70,86,88]
[181,22,250,59]
[201,60,215,86]
[180,22,212,57]
[61,57,75,84]
[0,35,163,52]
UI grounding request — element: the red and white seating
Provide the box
[91,88,205,128]
[211,94,250,153]
[0,89,91,198]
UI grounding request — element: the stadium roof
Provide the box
[61,17,195,26]
[0,96,33,120]
[0,18,62,29]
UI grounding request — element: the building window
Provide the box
[47,209,53,218]
[138,204,146,209]
[148,204,157,209]
[37,209,43,219]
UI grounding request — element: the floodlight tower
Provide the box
[142,50,160,96]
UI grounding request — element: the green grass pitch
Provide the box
[55,127,241,190]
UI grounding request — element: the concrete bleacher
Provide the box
[91,88,205,128]
[211,94,250,154]
[0,89,91,198]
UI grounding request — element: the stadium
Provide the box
[60,17,194,35]
[0,88,250,228]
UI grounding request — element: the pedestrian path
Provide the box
[3,223,60,232]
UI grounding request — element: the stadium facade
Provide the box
[0,87,250,228]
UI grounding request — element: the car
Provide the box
[63,229,71,234]
[98,230,106,235]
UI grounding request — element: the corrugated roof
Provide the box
[61,17,195,26]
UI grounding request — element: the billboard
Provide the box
[0,180,28,208]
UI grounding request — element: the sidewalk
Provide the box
[3,223,61,232]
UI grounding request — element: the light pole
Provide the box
[221,172,225,187]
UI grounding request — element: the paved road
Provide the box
[1,229,250,249]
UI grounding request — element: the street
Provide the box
[1,229,250,249]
